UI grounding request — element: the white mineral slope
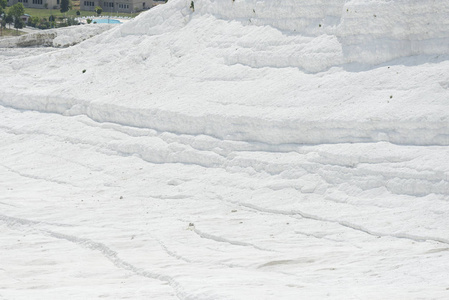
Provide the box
[0,0,449,146]
[0,24,115,48]
[0,0,449,299]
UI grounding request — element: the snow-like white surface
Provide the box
[0,0,449,299]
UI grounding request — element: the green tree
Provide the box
[9,3,25,19]
[0,0,7,16]
[13,17,24,34]
[5,13,13,29]
[60,0,69,13]
[95,6,102,15]
[0,19,5,36]
[9,2,24,33]
[28,16,40,27]
[6,3,24,32]
[0,0,6,36]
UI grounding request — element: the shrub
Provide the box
[37,21,50,29]
[14,18,24,31]
[95,6,102,15]
[67,17,78,25]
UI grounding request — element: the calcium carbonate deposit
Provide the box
[0,24,115,48]
[0,0,448,299]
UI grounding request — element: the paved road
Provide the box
[20,26,41,34]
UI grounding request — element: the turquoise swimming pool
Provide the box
[94,19,122,24]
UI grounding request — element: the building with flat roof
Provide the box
[8,0,60,10]
[81,0,162,13]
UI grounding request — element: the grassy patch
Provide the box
[0,27,26,37]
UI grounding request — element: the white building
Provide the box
[8,0,60,10]
[81,0,164,13]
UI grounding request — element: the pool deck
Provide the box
[77,16,133,25]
